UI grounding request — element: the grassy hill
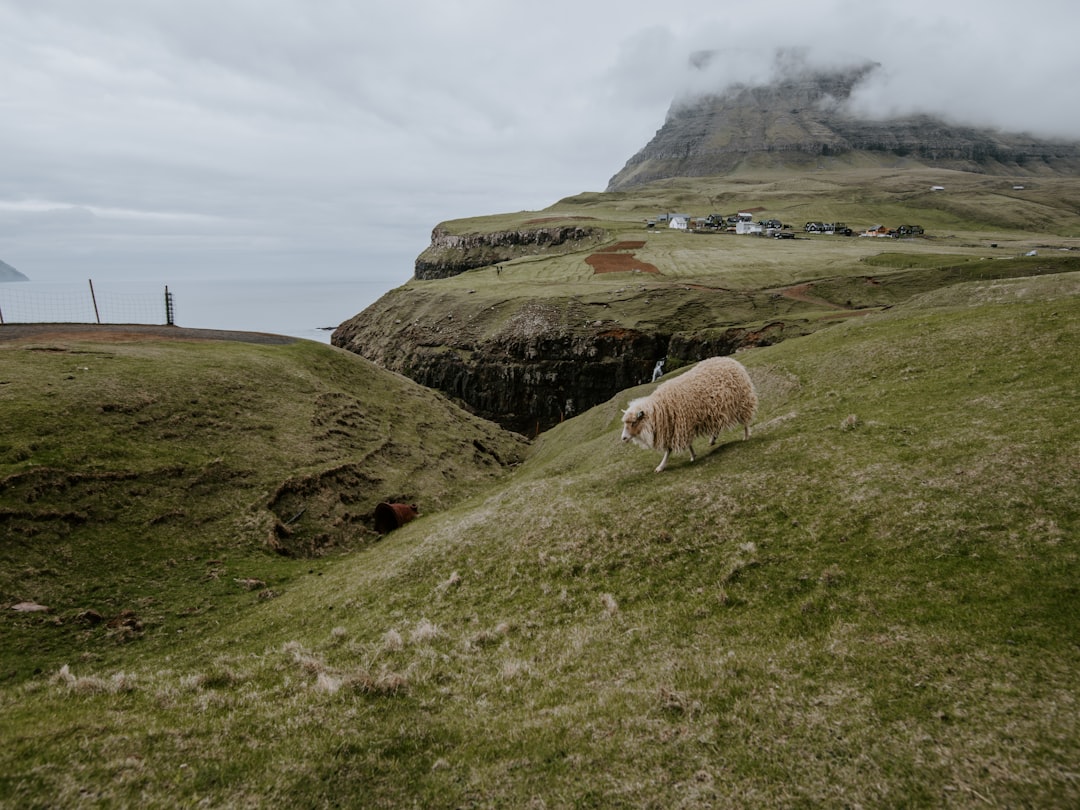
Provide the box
[2,264,1077,805]
[443,167,1080,242]
[0,335,527,681]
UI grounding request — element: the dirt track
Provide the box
[778,283,845,309]
[0,323,298,345]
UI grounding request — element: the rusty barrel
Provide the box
[374,502,418,534]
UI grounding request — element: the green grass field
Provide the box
[2,168,1079,807]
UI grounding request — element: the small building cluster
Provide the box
[855,224,925,238]
[647,212,925,240]
[804,222,853,236]
[648,211,793,238]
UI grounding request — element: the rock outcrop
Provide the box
[415,223,606,280]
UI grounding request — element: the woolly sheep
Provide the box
[621,356,757,473]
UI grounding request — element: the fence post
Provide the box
[89,279,101,324]
[165,286,174,326]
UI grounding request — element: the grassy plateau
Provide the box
[1,168,1079,808]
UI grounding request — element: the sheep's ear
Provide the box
[636,410,646,422]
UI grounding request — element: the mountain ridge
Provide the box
[607,64,1080,190]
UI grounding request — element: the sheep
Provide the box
[621,356,757,472]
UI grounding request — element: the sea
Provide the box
[0,276,404,344]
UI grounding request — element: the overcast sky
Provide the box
[3,0,1079,291]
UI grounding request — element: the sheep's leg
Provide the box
[688,443,696,462]
[708,434,717,446]
[743,422,752,440]
[654,450,671,473]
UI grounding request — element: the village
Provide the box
[648,210,924,239]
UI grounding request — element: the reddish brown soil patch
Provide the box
[585,253,660,274]
[596,327,639,339]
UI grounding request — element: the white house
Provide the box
[669,216,689,230]
[736,220,763,235]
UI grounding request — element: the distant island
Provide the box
[0,258,29,282]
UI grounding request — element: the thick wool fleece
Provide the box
[622,357,757,470]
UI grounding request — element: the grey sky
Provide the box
[2,0,1078,288]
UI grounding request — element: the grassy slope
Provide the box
[460,167,1080,242]
[2,272,1077,807]
[0,338,527,681]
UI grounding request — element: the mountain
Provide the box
[607,63,1080,190]
[0,258,29,282]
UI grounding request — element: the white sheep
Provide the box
[621,356,757,472]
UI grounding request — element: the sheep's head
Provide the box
[620,400,653,449]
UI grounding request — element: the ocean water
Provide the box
[0,277,401,343]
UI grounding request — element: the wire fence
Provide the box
[0,280,174,326]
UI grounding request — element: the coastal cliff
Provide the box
[331,280,812,435]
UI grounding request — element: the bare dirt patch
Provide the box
[585,252,660,274]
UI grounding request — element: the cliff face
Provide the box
[331,284,811,436]
[415,223,606,280]
[607,65,1080,190]
[333,291,660,435]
